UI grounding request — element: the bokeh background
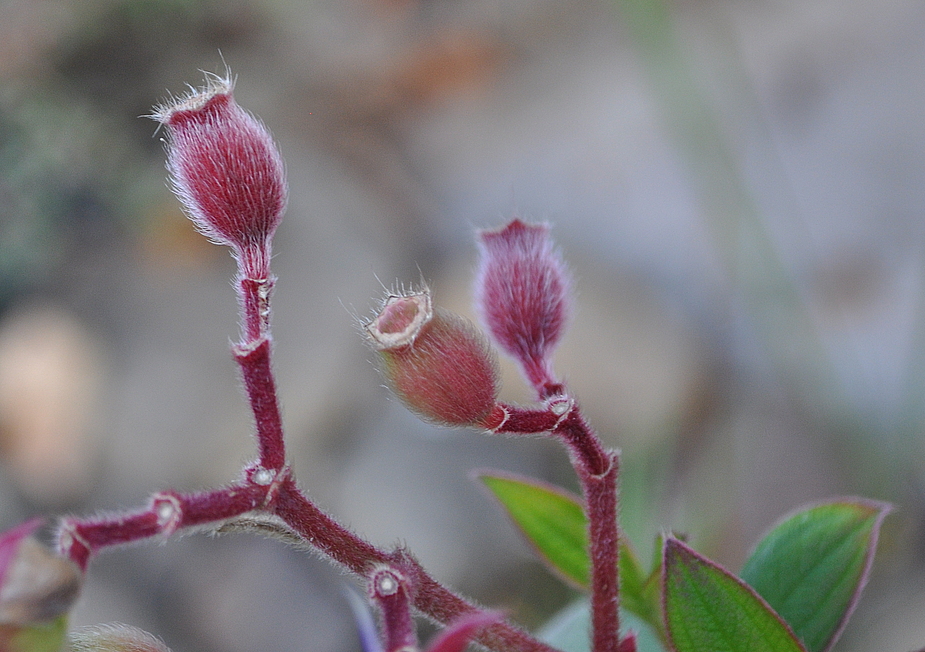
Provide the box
[1,0,924,650]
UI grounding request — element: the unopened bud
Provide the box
[366,290,499,427]
[152,72,287,279]
[476,219,570,390]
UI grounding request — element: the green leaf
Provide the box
[619,541,664,640]
[479,472,590,587]
[618,541,649,620]
[478,471,663,634]
[637,533,668,643]
[664,538,807,652]
[740,499,891,652]
[538,600,666,652]
[2,615,69,652]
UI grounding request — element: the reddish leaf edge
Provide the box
[743,497,892,652]
[663,537,809,652]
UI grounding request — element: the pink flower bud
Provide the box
[366,290,500,428]
[152,73,287,279]
[476,219,570,392]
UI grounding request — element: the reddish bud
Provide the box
[152,73,287,279]
[366,290,499,428]
[476,219,570,392]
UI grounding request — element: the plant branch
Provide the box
[492,400,621,652]
[58,480,271,571]
[236,337,287,470]
[59,468,559,652]
[239,276,273,345]
[273,479,560,652]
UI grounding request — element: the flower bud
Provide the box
[366,290,499,427]
[152,73,287,279]
[476,219,570,391]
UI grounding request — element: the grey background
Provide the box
[1,0,924,650]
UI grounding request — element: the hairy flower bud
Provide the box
[366,290,500,427]
[476,219,570,392]
[151,73,287,279]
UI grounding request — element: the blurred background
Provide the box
[1,0,924,650]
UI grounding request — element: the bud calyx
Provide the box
[366,292,433,350]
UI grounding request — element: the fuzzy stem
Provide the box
[521,358,565,400]
[235,337,287,470]
[273,476,389,572]
[370,566,418,652]
[59,467,557,652]
[59,481,271,571]
[552,410,620,652]
[389,550,559,652]
[552,408,610,477]
[492,402,621,652]
[238,276,274,345]
[583,453,620,652]
[490,405,560,434]
[272,479,558,652]
[60,232,560,652]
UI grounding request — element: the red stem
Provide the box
[521,357,565,400]
[273,477,389,572]
[370,566,418,652]
[583,453,620,652]
[392,550,559,652]
[553,410,620,652]
[236,337,287,470]
[61,472,558,652]
[59,481,269,571]
[239,259,559,652]
[273,479,559,652]
[552,408,609,477]
[239,276,273,344]
[59,243,563,652]
[492,402,621,652]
